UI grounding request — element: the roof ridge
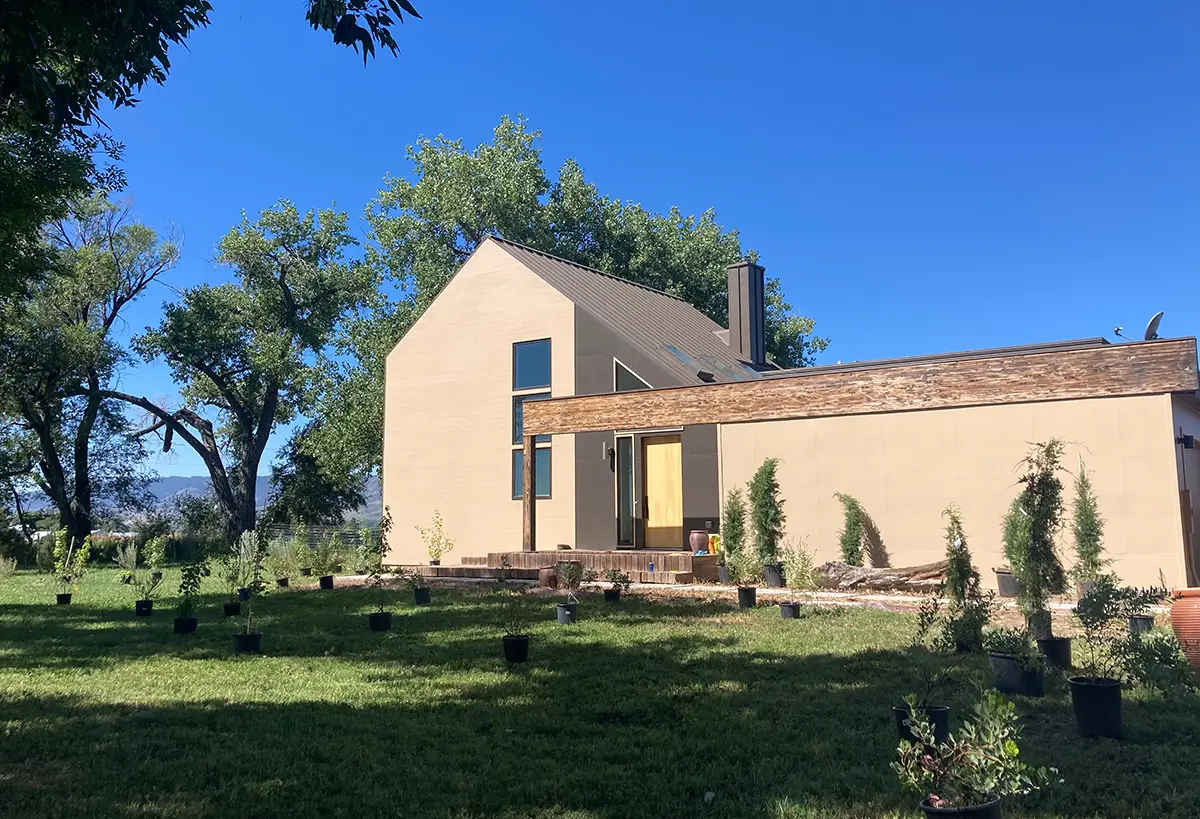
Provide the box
[486,234,694,306]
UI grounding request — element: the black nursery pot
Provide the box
[318,575,334,590]
[919,797,1001,819]
[604,589,620,603]
[135,599,153,617]
[299,567,312,577]
[121,574,133,585]
[1129,614,1154,635]
[368,611,392,632]
[1037,637,1072,670]
[429,559,441,566]
[503,634,530,663]
[1070,677,1123,739]
[413,586,431,605]
[780,601,801,619]
[994,568,1020,599]
[894,704,951,745]
[236,587,251,602]
[717,564,731,584]
[737,586,757,608]
[151,571,163,583]
[56,593,72,605]
[556,602,578,625]
[174,616,198,635]
[231,632,262,654]
[763,562,785,588]
[276,577,289,589]
[988,653,1045,697]
[223,602,241,617]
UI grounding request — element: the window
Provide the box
[614,359,651,392]
[512,447,552,499]
[512,393,551,444]
[513,339,551,390]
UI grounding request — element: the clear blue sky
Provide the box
[107,0,1200,476]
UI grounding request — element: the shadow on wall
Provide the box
[861,504,890,568]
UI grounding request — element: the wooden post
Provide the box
[522,434,536,552]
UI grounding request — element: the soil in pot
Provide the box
[1069,677,1123,739]
[56,593,72,605]
[918,797,1002,819]
[299,567,312,577]
[1129,614,1154,635]
[893,705,951,745]
[717,564,731,584]
[503,634,531,663]
[988,653,1045,697]
[276,577,289,589]
[368,611,392,632]
[1037,636,1072,670]
[174,617,198,635]
[763,563,785,588]
[135,599,154,617]
[556,602,578,625]
[604,589,620,603]
[737,587,757,608]
[413,586,431,605]
[231,632,262,654]
[993,568,1020,599]
[223,602,241,617]
[318,575,334,590]
[780,601,801,619]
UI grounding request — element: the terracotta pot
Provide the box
[1169,589,1200,671]
[689,530,709,552]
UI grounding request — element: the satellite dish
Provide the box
[1144,311,1164,341]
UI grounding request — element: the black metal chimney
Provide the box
[726,256,766,367]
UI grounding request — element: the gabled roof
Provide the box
[487,236,762,385]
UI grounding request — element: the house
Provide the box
[384,235,1200,589]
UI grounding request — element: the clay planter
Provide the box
[918,797,1001,819]
[1170,589,1200,671]
[1129,614,1154,636]
[988,653,1045,697]
[604,589,620,603]
[1069,677,1123,739]
[894,704,950,744]
[174,617,198,635]
[689,529,709,552]
[763,563,785,588]
[779,602,801,619]
[223,602,241,617]
[56,593,72,605]
[318,575,334,590]
[413,586,431,605]
[299,567,312,577]
[993,568,1020,598]
[275,577,289,589]
[503,634,530,663]
[717,564,731,584]
[737,587,757,608]
[556,602,578,625]
[1036,637,1072,670]
[368,611,392,632]
[232,632,262,654]
[135,599,154,617]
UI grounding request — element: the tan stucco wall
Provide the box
[381,240,576,565]
[718,394,1185,589]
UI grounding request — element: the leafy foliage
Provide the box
[113,540,138,584]
[941,505,978,605]
[834,492,865,567]
[265,423,366,525]
[721,487,747,559]
[367,507,391,612]
[176,562,203,619]
[780,536,816,591]
[305,0,422,64]
[748,458,785,563]
[310,533,345,577]
[498,589,531,637]
[143,536,167,571]
[983,627,1043,670]
[894,691,1057,809]
[725,546,763,588]
[415,510,454,563]
[1071,458,1108,586]
[1013,441,1069,637]
[52,528,88,592]
[604,569,632,594]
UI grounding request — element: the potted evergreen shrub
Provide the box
[1070,459,1108,599]
[726,547,762,608]
[994,498,1028,599]
[52,529,89,605]
[500,589,532,663]
[983,627,1045,698]
[894,691,1056,818]
[719,487,747,585]
[749,458,786,587]
[940,505,992,653]
[1070,577,1127,739]
[603,568,631,602]
[416,509,454,567]
[366,509,393,632]
[174,562,203,635]
[231,531,265,655]
[1011,441,1071,669]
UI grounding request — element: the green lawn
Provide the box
[2,569,1199,819]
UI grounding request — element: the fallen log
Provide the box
[815,559,949,592]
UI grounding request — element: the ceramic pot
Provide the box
[689,530,709,552]
[1170,589,1200,671]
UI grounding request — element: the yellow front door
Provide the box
[643,435,683,548]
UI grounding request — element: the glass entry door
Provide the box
[616,436,635,546]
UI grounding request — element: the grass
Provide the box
[2,569,1200,818]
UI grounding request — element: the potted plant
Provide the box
[994,498,1028,599]
[719,487,747,585]
[500,589,532,663]
[1125,585,1167,636]
[114,540,138,585]
[555,561,595,624]
[311,532,342,590]
[291,524,312,576]
[220,537,252,617]
[52,529,89,605]
[144,535,168,584]
[940,505,992,653]
[603,568,631,602]
[1010,441,1071,669]
[1070,577,1128,738]
[416,509,454,567]
[366,509,393,632]
[893,690,1056,818]
[133,570,162,617]
[895,597,962,745]
[401,569,431,605]
[983,627,1045,698]
[232,531,266,654]
[265,536,295,589]
[749,458,786,587]
[726,547,762,608]
[174,562,203,635]
[1070,459,1109,599]
[779,599,802,619]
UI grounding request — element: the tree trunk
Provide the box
[815,559,950,592]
